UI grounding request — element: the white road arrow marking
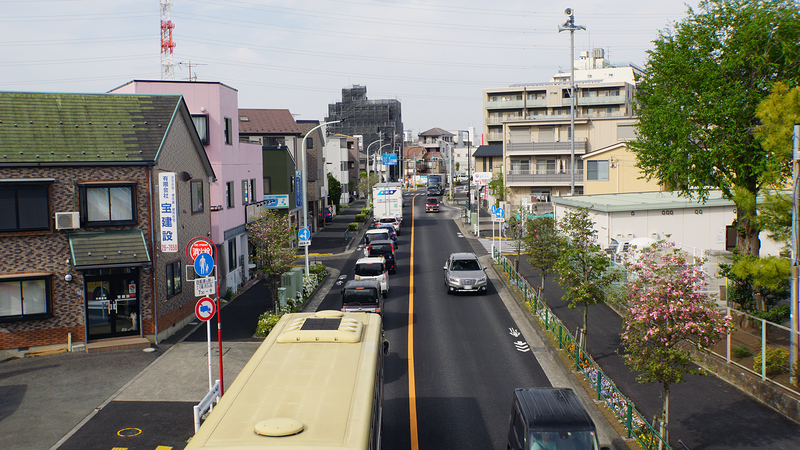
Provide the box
[514,341,530,352]
[508,328,521,337]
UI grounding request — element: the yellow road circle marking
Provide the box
[117,427,142,437]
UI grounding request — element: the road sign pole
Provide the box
[215,263,223,396]
[207,319,212,390]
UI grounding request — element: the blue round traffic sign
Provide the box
[495,208,505,218]
[298,227,310,241]
[194,252,214,278]
[490,205,497,214]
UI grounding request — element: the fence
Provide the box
[492,247,672,450]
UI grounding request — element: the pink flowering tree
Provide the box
[620,241,734,444]
[246,209,297,313]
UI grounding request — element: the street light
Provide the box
[301,119,342,276]
[559,8,585,196]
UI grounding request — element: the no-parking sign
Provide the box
[195,297,216,321]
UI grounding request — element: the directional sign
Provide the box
[490,204,497,214]
[195,276,216,296]
[194,252,214,278]
[262,195,289,209]
[382,153,397,165]
[195,297,216,322]
[495,208,505,218]
[298,228,311,241]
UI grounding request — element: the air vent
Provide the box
[55,212,80,230]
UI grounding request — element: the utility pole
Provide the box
[559,8,585,196]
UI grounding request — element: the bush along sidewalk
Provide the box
[255,263,327,337]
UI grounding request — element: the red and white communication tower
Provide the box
[160,0,176,80]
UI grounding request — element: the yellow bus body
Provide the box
[185,310,384,450]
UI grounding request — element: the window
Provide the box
[0,183,50,232]
[249,179,256,204]
[191,180,204,214]
[228,239,237,271]
[0,276,51,321]
[192,114,209,145]
[226,182,234,208]
[263,177,271,195]
[80,184,136,226]
[536,159,556,174]
[587,160,610,181]
[224,117,233,145]
[306,137,313,149]
[166,260,182,297]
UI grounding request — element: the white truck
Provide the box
[372,183,403,226]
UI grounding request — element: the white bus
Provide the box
[186,310,387,450]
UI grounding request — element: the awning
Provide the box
[69,230,151,269]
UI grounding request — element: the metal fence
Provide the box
[493,247,672,450]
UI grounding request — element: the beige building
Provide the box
[483,48,661,206]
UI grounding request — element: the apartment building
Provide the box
[482,49,659,206]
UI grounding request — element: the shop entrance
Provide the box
[84,268,140,340]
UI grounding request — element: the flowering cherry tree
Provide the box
[620,241,734,444]
[246,209,297,313]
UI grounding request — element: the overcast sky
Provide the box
[1,0,699,138]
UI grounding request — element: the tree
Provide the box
[553,207,616,348]
[629,0,800,258]
[620,241,734,445]
[327,172,342,210]
[487,172,509,206]
[358,171,378,201]
[505,210,525,272]
[246,209,297,313]
[523,215,561,291]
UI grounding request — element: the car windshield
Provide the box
[355,263,384,277]
[343,289,378,305]
[451,259,480,271]
[426,198,438,204]
[370,244,392,253]
[527,431,598,450]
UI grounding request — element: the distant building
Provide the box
[325,85,403,181]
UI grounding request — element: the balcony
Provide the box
[562,94,627,107]
[507,170,584,187]
[485,99,525,109]
[506,140,587,156]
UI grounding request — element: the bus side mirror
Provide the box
[383,340,390,355]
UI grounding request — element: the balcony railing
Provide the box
[562,94,627,106]
[485,100,525,109]
[507,170,584,186]
[507,140,587,155]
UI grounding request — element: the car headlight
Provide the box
[478,276,487,283]
[448,276,460,283]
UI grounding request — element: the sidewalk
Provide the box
[303,198,368,256]
[444,194,800,450]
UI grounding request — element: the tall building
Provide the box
[482,49,652,205]
[325,85,403,181]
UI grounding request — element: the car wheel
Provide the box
[382,290,388,298]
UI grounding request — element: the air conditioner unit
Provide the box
[55,212,80,230]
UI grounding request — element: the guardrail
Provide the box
[492,247,672,450]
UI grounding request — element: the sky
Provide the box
[0,0,701,138]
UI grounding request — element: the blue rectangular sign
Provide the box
[262,195,289,209]
[382,153,398,166]
[295,171,302,208]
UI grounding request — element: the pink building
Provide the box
[111,81,263,295]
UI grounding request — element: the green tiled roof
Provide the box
[0,91,182,164]
[69,230,151,268]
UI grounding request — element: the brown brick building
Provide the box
[0,92,216,357]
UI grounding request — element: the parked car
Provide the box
[425,197,439,213]
[443,252,487,294]
[365,239,397,274]
[354,257,389,297]
[324,206,333,222]
[340,279,383,315]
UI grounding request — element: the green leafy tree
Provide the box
[358,172,378,202]
[629,0,800,258]
[487,172,509,206]
[505,210,525,272]
[246,209,297,313]
[620,241,734,444]
[523,215,561,291]
[553,207,616,348]
[327,172,342,210]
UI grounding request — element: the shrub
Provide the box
[752,304,791,324]
[361,207,371,215]
[754,346,789,376]
[255,303,293,337]
[354,213,367,222]
[348,222,359,231]
[732,346,753,358]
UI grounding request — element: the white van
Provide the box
[354,257,389,297]
[364,228,394,255]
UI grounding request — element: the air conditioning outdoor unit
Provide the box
[55,212,80,230]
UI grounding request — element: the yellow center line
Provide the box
[408,194,419,450]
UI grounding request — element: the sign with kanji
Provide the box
[159,172,178,252]
[187,239,214,262]
[195,276,215,297]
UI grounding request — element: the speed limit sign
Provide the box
[195,297,216,321]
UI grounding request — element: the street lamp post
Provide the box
[301,119,342,276]
[559,8,585,196]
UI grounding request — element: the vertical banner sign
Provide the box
[159,172,178,252]
[295,171,303,208]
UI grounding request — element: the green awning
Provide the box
[69,230,151,269]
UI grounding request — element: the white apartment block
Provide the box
[483,49,646,205]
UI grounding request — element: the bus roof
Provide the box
[186,311,383,449]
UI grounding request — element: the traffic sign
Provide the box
[490,205,497,214]
[194,252,214,278]
[195,276,216,296]
[298,240,311,247]
[195,297,216,321]
[298,227,311,241]
[187,239,214,262]
[495,208,505,218]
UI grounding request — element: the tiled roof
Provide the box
[473,144,503,157]
[404,146,425,159]
[69,230,151,268]
[419,127,454,137]
[0,92,182,164]
[238,109,299,134]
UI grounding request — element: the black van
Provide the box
[507,388,609,450]
[341,279,383,315]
